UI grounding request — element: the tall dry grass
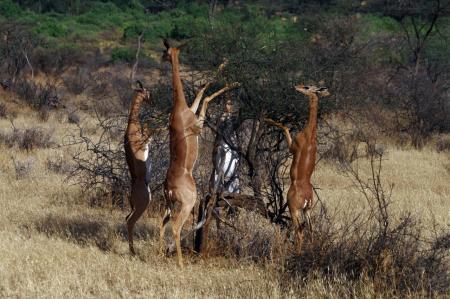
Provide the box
[0,99,449,298]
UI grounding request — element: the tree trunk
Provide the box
[246,118,264,201]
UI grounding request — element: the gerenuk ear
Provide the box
[317,87,330,97]
[133,80,144,92]
[163,38,171,50]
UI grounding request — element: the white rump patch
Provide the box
[143,143,152,188]
[143,144,149,161]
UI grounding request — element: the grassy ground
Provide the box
[0,93,449,298]
[315,148,450,228]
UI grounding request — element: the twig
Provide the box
[23,51,34,80]
[130,31,145,86]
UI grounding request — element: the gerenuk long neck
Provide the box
[171,52,188,110]
[128,93,145,125]
[306,93,319,138]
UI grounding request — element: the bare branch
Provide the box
[22,51,34,80]
[130,31,145,86]
[264,118,293,150]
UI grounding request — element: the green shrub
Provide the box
[123,23,146,39]
[76,13,103,27]
[170,14,209,39]
[183,2,208,17]
[36,19,69,37]
[111,47,135,63]
[0,0,22,18]
[33,43,85,73]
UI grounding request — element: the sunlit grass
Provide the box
[0,98,448,297]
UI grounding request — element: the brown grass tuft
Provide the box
[436,135,450,153]
[212,210,288,263]
[11,155,36,179]
[0,102,7,118]
[0,126,53,151]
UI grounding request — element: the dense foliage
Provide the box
[1,1,448,136]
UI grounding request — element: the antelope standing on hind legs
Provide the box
[266,84,330,254]
[124,81,152,255]
[160,40,239,267]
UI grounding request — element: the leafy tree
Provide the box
[182,10,368,228]
[368,0,450,146]
[0,21,40,81]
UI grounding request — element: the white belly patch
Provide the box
[143,143,152,187]
[143,144,149,161]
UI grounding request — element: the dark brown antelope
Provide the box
[124,81,152,255]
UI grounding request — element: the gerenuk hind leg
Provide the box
[126,179,150,254]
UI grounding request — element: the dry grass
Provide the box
[314,148,450,227]
[0,104,449,298]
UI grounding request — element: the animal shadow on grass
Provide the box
[31,214,159,252]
